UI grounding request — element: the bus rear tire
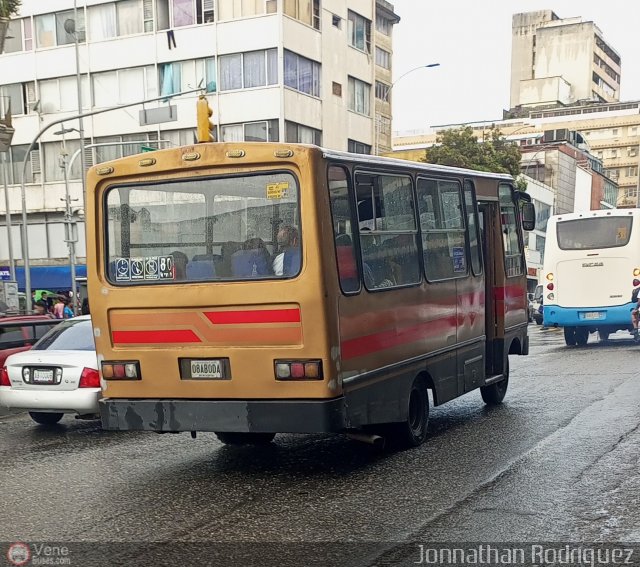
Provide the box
[564,327,577,346]
[215,432,276,445]
[387,377,429,449]
[481,357,509,405]
[576,328,589,346]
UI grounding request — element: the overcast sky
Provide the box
[390,1,640,134]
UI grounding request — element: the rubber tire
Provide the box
[387,377,429,449]
[215,432,276,445]
[564,327,577,346]
[576,328,589,346]
[29,412,63,425]
[481,357,509,405]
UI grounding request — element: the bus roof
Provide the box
[321,147,515,181]
[551,209,639,222]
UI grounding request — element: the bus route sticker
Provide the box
[144,257,159,280]
[159,256,174,279]
[130,258,145,281]
[115,258,131,281]
[266,181,289,199]
[453,246,466,272]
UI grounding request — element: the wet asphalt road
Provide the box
[1,324,639,565]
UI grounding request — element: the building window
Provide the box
[347,10,370,53]
[375,13,391,35]
[285,121,321,145]
[348,140,371,154]
[283,0,320,30]
[1,18,32,53]
[218,0,269,20]
[94,132,160,163]
[626,167,638,177]
[6,145,35,185]
[219,49,277,91]
[221,120,279,142]
[94,65,157,106]
[158,58,216,97]
[43,140,83,182]
[40,76,89,113]
[284,50,320,97]
[0,82,36,116]
[88,1,149,40]
[375,80,390,101]
[348,76,371,115]
[35,10,86,48]
[375,47,391,70]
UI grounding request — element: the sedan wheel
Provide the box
[29,412,63,425]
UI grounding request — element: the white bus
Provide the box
[542,209,640,346]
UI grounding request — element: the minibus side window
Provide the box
[328,165,360,294]
[463,180,483,276]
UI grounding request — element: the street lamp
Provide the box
[375,63,440,155]
[54,126,79,314]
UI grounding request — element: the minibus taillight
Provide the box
[547,283,554,290]
[79,368,101,388]
[275,360,323,380]
[634,279,640,287]
[0,366,9,386]
[546,273,554,281]
[101,361,141,380]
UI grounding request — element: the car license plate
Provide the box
[584,312,602,320]
[190,360,224,379]
[32,369,55,384]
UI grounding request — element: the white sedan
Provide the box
[0,315,100,426]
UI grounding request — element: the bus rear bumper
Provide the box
[99,397,347,433]
[544,304,634,328]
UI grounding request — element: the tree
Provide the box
[422,126,527,190]
[0,0,21,18]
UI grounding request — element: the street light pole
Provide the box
[59,143,78,315]
[375,63,440,155]
[72,0,86,204]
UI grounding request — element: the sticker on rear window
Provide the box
[115,256,175,281]
[266,181,289,199]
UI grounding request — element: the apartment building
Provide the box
[0,0,399,285]
[510,10,621,110]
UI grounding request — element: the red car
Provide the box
[0,316,63,367]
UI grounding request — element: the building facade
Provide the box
[510,10,621,110]
[0,0,399,285]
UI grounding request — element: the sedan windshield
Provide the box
[32,319,95,352]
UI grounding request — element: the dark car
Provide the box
[0,316,63,367]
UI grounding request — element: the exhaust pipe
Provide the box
[346,432,385,449]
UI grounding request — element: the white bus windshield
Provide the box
[556,217,632,250]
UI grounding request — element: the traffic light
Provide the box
[196,95,215,143]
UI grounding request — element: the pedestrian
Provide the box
[631,285,640,340]
[53,297,65,319]
[63,298,74,319]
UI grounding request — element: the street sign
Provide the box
[139,105,177,126]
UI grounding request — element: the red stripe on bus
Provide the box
[112,330,202,344]
[204,309,301,325]
[341,317,456,360]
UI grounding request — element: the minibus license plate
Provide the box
[190,360,224,379]
[584,312,601,320]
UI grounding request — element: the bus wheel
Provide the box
[215,432,276,445]
[576,328,589,346]
[564,327,577,346]
[389,377,429,448]
[481,358,509,405]
[29,412,63,426]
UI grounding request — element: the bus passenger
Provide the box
[272,225,300,276]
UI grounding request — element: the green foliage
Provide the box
[421,126,523,180]
[0,0,21,18]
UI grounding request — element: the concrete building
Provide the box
[510,10,621,110]
[0,0,399,287]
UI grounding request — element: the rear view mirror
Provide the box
[521,202,535,231]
